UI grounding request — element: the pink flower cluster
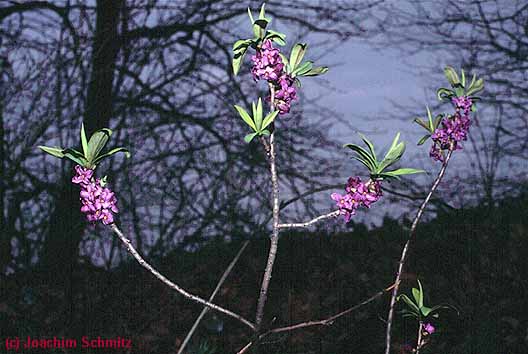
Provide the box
[430,96,473,162]
[72,165,119,225]
[331,176,382,222]
[251,39,284,82]
[251,39,297,115]
[423,322,435,334]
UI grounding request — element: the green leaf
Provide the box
[378,133,405,172]
[86,128,112,162]
[63,148,88,166]
[93,147,130,165]
[258,3,266,19]
[414,118,430,131]
[253,19,268,39]
[398,294,420,314]
[232,53,246,76]
[259,129,270,136]
[302,66,329,77]
[433,114,444,130]
[461,69,466,88]
[421,306,432,317]
[388,132,401,153]
[233,39,252,52]
[244,132,258,143]
[412,288,422,308]
[278,53,289,72]
[265,30,286,46]
[289,43,307,70]
[426,106,434,130]
[444,66,460,86]
[262,110,279,130]
[80,122,89,156]
[376,173,401,181]
[255,98,263,131]
[344,143,377,172]
[292,61,313,77]
[252,101,257,122]
[466,78,484,96]
[38,146,64,158]
[269,36,285,46]
[417,134,431,146]
[234,105,257,131]
[468,73,476,90]
[417,280,424,308]
[247,7,254,25]
[232,40,252,76]
[400,309,420,319]
[352,156,374,171]
[358,133,376,161]
[383,168,424,177]
[437,87,453,101]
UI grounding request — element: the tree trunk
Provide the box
[39,0,123,275]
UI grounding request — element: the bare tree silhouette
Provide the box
[0,0,383,274]
[375,0,528,205]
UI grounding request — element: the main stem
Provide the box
[384,146,454,354]
[255,84,280,331]
[415,321,424,354]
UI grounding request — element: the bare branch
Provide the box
[177,240,250,354]
[278,210,340,229]
[109,224,256,331]
[236,282,397,354]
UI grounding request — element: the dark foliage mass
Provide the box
[2,189,526,353]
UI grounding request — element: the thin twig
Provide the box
[177,241,250,354]
[278,210,340,229]
[254,84,280,331]
[236,283,396,354]
[384,147,454,354]
[109,224,256,331]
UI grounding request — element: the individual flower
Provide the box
[332,176,382,222]
[423,322,435,335]
[251,39,284,82]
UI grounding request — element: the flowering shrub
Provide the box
[36,3,485,354]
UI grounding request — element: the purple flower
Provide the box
[250,40,299,115]
[429,96,473,162]
[72,165,119,225]
[429,144,444,162]
[452,96,472,114]
[251,40,284,82]
[274,74,297,115]
[332,177,382,222]
[423,323,435,334]
[72,165,94,185]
